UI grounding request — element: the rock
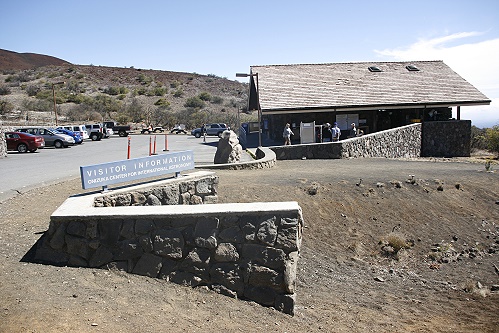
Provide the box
[146,194,162,206]
[153,229,184,259]
[491,285,499,291]
[374,276,385,282]
[307,183,319,195]
[256,217,278,246]
[210,263,244,295]
[132,253,163,278]
[214,130,243,164]
[214,243,239,262]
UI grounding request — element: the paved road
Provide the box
[0,133,223,202]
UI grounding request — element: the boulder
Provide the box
[214,130,243,164]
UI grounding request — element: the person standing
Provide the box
[349,122,357,138]
[331,122,341,141]
[283,123,294,145]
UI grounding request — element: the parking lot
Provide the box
[0,133,223,202]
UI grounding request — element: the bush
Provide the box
[0,86,11,95]
[151,86,167,96]
[173,89,183,97]
[154,98,170,107]
[198,92,212,101]
[0,100,14,114]
[26,85,40,96]
[486,125,499,154]
[184,96,205,109]
[211,96,224,104]
[137,73,153,85]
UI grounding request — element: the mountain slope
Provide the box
[0,49,71,71]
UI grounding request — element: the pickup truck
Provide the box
[103,121,133,137]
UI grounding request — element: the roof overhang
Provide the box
[260,100,491,115]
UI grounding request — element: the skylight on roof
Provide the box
[368,66,382,72]
[406,65,420,71]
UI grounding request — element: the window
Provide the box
[406,65,420,71]
[368,66,382,72]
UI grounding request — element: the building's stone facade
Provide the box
[421,120,471,157]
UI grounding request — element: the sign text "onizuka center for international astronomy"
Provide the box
[80,150,194,189]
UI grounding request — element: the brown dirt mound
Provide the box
[0,158,498,332]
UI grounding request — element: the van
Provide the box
[58,125,89,140]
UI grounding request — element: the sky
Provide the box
[1,0,498,127]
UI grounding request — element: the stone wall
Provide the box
[34,171,303,315]
[94,173,219,206]
[0,128,7,158]
[196,147,276,170]
[271,123,422,160]
[421,120,471,157]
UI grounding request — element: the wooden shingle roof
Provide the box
[249,61,490,113]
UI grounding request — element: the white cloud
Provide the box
[375,32,499,128]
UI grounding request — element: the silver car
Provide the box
[16,127,75,148]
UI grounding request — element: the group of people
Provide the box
[283,122,362,145]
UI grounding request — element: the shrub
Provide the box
[198,92,212,101]
[154,98,170,107]
[104,86,121,95]
[211,96,224,104]
[137,73,153,85]
[152,86,167,96]
[170,81,180,88]
[0,86,11,95]
[0,100,14,114]
[485,125,499,154]
[26,85,40,96]
[184,96,205,109]
[173,89,183,97]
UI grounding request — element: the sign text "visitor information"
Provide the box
[80,150,194,189]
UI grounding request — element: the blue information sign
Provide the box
[80,150,194,189]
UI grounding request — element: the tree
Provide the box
[126,98,143,123]
[486,125,499,154]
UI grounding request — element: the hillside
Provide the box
[0,52,251,129]
[0,49,71,70]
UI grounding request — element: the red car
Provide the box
[5,131,45,153]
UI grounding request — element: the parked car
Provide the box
[57,125,89,140]
[15,127,74,148]
[103,121,133,137]
[5,131,45,153]
[170,124,187,134]
[84,124,105,141]
[191,123,229,138]
[55,128,83,144]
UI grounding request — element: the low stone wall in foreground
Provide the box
[34,171,303,315]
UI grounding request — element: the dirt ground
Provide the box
[1,157,498,333]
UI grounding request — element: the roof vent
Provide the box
[406,65,420,71]
[368,66,382,72]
